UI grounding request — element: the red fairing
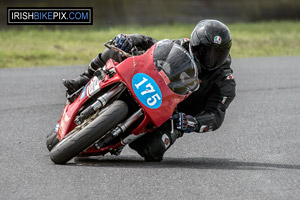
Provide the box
[116,45,186,128]
[55,44,190,157]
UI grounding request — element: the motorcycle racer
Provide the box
[63,20,236,161]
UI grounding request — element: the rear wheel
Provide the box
[50,100,128,164]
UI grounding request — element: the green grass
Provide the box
[230,21,300,58]
[0,21,299,68]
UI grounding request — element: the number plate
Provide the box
[87,76,101,97]
[132,73,162,109]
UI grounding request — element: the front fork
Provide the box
[75,83,126,125]
[94,110,176,156]
[94,108,144,149]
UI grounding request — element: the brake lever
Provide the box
[170,107,179,134]
[170,119,175,134]
[104,40,132,58]
[130,46,145,56]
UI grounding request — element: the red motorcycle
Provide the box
[47,39,199,164]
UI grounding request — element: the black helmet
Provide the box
[189,20,232,71]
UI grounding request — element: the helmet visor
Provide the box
[191,43,231,70]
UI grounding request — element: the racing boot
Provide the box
[63,53,106,95]
[63,71,91,95]
[129,124,183,162]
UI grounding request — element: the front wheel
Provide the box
[46,131,59,151]
[50,100,128,164]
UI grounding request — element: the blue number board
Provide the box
[132,73,162,109]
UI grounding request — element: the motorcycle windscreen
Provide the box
[153,39,199,95]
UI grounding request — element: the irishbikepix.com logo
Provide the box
[7,7,93,25]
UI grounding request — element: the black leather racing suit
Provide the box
[89,34,236,160]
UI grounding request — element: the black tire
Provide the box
[46,131,60,151]
[50,100,128,164]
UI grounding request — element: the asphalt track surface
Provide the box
[1,56,300,200]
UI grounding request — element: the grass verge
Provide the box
[0,21,299,68]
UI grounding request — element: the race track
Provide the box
[1,56,300,200]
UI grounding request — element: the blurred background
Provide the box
[1,0,300,27]
[0,0,299,68]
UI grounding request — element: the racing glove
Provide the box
[172,112,199,133]
[114,34,133,53]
